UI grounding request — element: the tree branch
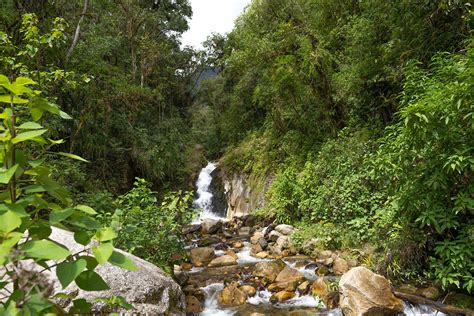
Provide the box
[65,0,89,65]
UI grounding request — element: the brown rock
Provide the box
[181,262,193,271]
[251,243,263,255]
[316,266,329,276]
[297,281,311,295]
[190,247,215,266]
[201,219,222,234]
[233,241,243,248]
[333,257,349,275]
[250,232,265,244]
[218,283,247,306]
[256,251,269,259]
[253,260,286,283]
[311,277,329,298]
[268,281,297,292]
[417,286,441,301]
[239,285,257,297]
[339,267,404,316]
[186,295,203,313]
[208,255,237,268]
[275,266,305,284]
[270,291,296,303]
[225,250,238,260]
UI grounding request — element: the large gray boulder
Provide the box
[11,228,185,315]
[339,266,403,316]
[201,219,222,234]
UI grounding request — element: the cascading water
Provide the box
[192,162,225,223]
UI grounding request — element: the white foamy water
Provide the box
[192,162,225,223]
[201,283,236,316]
[283,258,318,281]
[236,242,272,264]
[403,302,447,316]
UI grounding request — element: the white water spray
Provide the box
[192,162,225,223]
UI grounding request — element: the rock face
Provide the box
[46,228,185,314]
[190,247,215,267]
[208,255,237,268]
[209,167,228,217]
[339,267,404,316]
[201,219,222,234]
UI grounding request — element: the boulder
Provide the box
[339,267,404,316]
[186,295,203,313]
[239,285,257,297]
[208,255,237,268]
[182,224,201,235]
[257,238,268,250]
[190,247,215,267]
[232,241,243,248]
[180,262,193,271]
[269,230,283,242]
[256,251,269,259]
[268,281,297,292]
[275,224,294,235]
[312,278,329,299]
[225,250,238,260]
[270,291,296,303]
[275,235,292,252]
[275,266,305,284]
[36,228,185,314]
[251,243,263,255]
[250,231,265,244]
[316,266,329,276]
[417,286,441,301]
[201,219,222,234]
[333,257,349,275]
[218,283,247,306]
[253,260,286,283]
[239,226,251,236]
[297,281,311,295]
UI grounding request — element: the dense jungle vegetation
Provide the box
[0,0,472,313]
[194,0,473,293]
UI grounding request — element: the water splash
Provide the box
[236,242,272,264]
[200,283,236,316]
[403,302,447,316]
[192,162,225,223]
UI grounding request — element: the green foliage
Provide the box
[0,74,134,314]
[114,178,195,272]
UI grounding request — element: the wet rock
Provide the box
[297,280,311,295]
[225,250,238,260]
[397,284,418,295]
[270,290,296,303]
[208,255,237,268]
[174,271,189,286]
[256,251,269,259]
[253,260,286,283]
[250,231,265,244]
[268,281,297,292]
[275,224,294,235]
[182,224,201,235]
[316,266,329,276]
[232,241,243,248]
[311,277,329,299]
[333,257,349,275]
[239,226,251,236]
[181,262,193,271]
[239,285,257,297]
[201,219,222,234]
[214,243,229,251]
[218,283,247,306]
[325,291,340,309]
[190,247,215,267]
[339,266,404,316]
[186,295,203,313]
[275,266,305,284]
[197,236,220,247]
[275,235,292,253]
[417,286,441,301]
[269,230,283,242]
[257,238,268,250]
[251,243,263,255]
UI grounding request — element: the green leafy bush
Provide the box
[114,179,195,273]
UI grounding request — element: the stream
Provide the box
[180,162,450,316]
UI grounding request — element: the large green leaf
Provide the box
[0,164,19,184]
[56,259,87,288]
[21,240,70,260]
[17,122,43,130]
[92,243,114,265]
[49,208,75,223]
[95,227,117,242]
[0,211,22,233]
[75,204,97,215]
[75,271,109,291]
[57,152,89,163]
[12,129,47,144]
[108,251,137,271]
[0,95,28,104]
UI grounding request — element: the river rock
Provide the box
[269,230,283,242]
[208,255,237,268]
[316,266,329,276]
[297,281,311,295]
[232,241,243,248]
[270,291,296,303]
[37,228,185,314]
[239,285,257,297]
[218,283,247,306]
[181,262,193,270]
[257,238,268,250]
[275,266,305,284]
[339,267,404,316]
[186,295,203,313]
[256,251,269,259]
[417,286,441,300]
[250,231,265,244]
[275,224,294,235]
[190,247,215,267]
[239,226,251,236]
[182,224,201,235]
[333,257,349,275]
[312,277,329,298]
[201,219,222,234]
[268,281,297,292]
[251,243,263,255]
[197,236,220,247]
[253,260,286,283]
[225,250,238,260]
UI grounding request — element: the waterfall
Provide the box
[192,162,225,223]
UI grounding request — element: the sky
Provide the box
[181,0,252,49]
